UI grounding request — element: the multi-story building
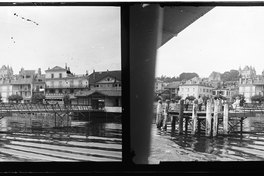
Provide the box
[212,88,237,101]
[154,80,168,92]
[45,65,89,104]
[164,82,180,99]
[73,70,121,112]
[0,78,13,102]
[11,68,36,103]
[178,77,213,99]
[32,68,45,98]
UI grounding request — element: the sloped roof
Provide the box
[164,82,180,89]
[75,89,121,97]
[89,70,121,84]
[12,78,33,85]
[45,66,66,72]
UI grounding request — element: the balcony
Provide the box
[46,85,89,89]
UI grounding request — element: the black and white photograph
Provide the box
[149,5,264,163]
[0,5,122,162]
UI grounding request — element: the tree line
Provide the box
[156,69,240,82]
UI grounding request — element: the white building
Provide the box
[178,77,213,99]
[155,80,168,92]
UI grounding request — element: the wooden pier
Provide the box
[167,100,264,137]
[0,103,104,127]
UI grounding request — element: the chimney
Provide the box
[65,63,67,70]
[38,68,41,75]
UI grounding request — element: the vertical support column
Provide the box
[205,100,212,137]
[171,115,176,137]
[223,103,229,135]
[213,99,219,137]
[191,103,198,135]
[129,4,164,164]
[178,100,184,135]
[185,116,189,134]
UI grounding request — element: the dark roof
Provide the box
[164,82,180,89]
[45,66,66,72]
[12,78,33,85]
[89,70,121,84]
[75,89,121,97]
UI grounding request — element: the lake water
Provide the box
[0,114,122,161]
[152,116,264,161]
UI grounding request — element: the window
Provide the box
[51,74,54,78]
[59,89,62,93]
[59,73,62,78]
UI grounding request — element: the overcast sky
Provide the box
[0,6,120,75]
[156,6,264,78]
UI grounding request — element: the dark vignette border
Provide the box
[0,1,264,174]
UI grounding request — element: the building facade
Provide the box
[73,70,121,112]
[164,82,180,99]
[178,77,213,99]
[45,65,89,104]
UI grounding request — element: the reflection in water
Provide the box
[0,114,122,161]
[168,117,264,161]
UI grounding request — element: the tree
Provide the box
[178,72,199,81]
[8,94,23,103]
[251,95,264,104]
[31,93,45,104]
[63,94,71,105]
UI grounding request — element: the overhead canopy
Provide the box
[160,6,214,48]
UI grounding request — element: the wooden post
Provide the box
[179,100,184,135]
[185,116,189,134]
[191,103,198,135]
[240,117,244,136]
[213,100,219,137]
[223,103,229,135]
[205,100,212,137]
[171,115,176,137]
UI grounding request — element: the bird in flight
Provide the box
[13,12,39,26]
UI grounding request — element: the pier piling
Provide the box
[191,103,198,135]
[179,100,184,135]
[223,103,229,135]
[213,100,220,137]
[205,100,212,137]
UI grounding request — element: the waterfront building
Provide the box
[0,78,13,102]
[212,88,237,101]
[178,77,213,99]
[73,70,121,112]
[32,68,46,98]
[164,82,180,99]
[154,80,168,92]
[12,68,36,103]
[45,65,89,104]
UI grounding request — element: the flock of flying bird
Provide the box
[11,13,39,44]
